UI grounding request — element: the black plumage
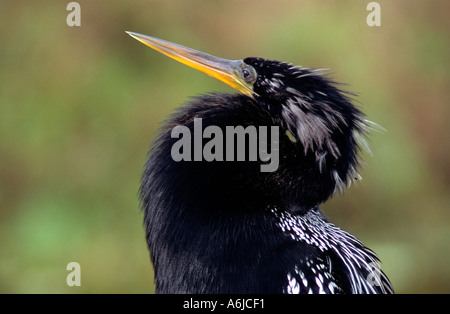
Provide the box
[128,32,393,294]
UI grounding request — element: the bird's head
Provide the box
[128,32,374,204]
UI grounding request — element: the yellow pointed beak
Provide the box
[126,31,255,98]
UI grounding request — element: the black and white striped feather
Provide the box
[271,206,393,294]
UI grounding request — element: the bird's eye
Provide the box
[241,65,257,84]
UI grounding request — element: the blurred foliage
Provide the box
[0,0,448,293]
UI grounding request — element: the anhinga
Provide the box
[127,31,393,294]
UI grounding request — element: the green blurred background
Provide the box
[0,0,448,293]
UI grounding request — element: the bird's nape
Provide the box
[127,32,393,294]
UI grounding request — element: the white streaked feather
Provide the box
[271,207,393,294]
[364,119,386,133]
